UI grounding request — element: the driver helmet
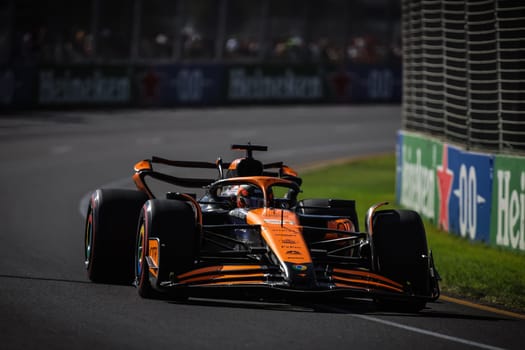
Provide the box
[237,184,264,208]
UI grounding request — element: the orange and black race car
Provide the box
[84,144,440,311]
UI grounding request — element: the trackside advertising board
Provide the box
[397,131,524,252]
[135,65,224,106]
[446,145,493,243]
[1,67,36,107]
[491,155,525,251]
[1,63,402,109]
[38,66,131,105]
[226,65,324,103]
[396,131,441,223]
[336,65,402,103]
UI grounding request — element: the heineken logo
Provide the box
[495,170,525,250]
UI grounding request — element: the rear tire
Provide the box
[135,199,197,299]
[372,209,430,312]
[84,189,148,284]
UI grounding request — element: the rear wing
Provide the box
[231,143,268,158]
[133,158,220,198]
[132,144,301,198]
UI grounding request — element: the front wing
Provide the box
[153,263,437,303]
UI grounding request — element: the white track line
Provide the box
[352,314,505,350]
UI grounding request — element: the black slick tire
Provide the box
[135,199,197,299]
[84,189,148,284]
[371,209,430,312]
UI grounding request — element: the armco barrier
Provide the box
[397,130,524,253]
[1,63,401,109]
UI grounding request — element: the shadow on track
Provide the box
[0,273,93,285]
[167,296,510,322]
[2,273,511,322]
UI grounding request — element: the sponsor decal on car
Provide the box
[286,250,301,255]
[292,265,308,271]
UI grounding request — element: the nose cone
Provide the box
[284,262,317,289]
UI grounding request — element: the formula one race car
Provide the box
[84,144,440,311]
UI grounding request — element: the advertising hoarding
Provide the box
[38,66,131,105]
[396,131,441,224]
[136,65,224,106]
[397,131,523,251]
[445,146,493,243]
[227,65,324,102]
[491,155,525,252]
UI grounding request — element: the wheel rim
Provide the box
[136,222,145,280]
[84,208,93,269]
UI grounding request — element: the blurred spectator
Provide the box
[225,37,239,57]
[63,29,93,61]
[347,36,379,64]
[181,24,205,58]
[5,0,401,65]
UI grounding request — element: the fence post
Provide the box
[130,0,142,61]
[495,0,503,153]
[465,1,471,151]
[214,0,228,61]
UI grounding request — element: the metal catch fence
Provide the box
[402,0,525,155]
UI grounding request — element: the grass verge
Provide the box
[299,153,525,314]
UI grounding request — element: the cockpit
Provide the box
[211,177,300,210]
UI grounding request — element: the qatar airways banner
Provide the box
[397,131,524,252]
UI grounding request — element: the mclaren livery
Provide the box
[84,144,440,311]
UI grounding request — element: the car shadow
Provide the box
[0,273,93,285]
[2,273,513,322]
[168,296,511,322]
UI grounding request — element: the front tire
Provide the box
[135,199,197,299]
[372,209,431,312]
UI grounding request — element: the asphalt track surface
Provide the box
[0,106,522,349]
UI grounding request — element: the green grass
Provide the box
[299,154,525,314]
